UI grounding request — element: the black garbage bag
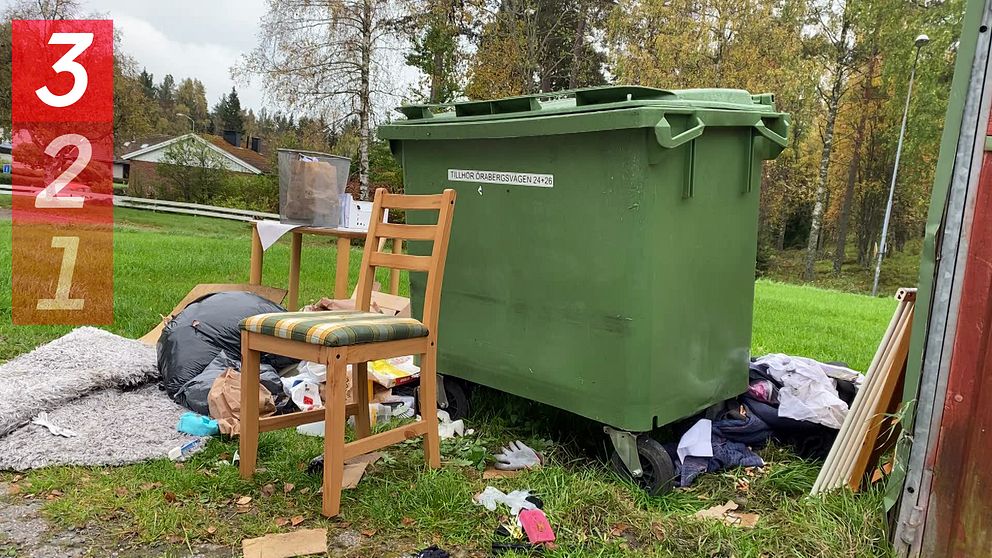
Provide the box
[158,291,298,398]
[173,350,291,415]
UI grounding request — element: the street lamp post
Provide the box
[872,34,929,297]
[176,113,195,134]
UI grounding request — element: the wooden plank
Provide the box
[811,294,915,494]
[342,421,428,461]
[288,232,302,311]
[250,227,263,285]
[377,223,437,241]
[322,356,348,517]
[847,306,915,491]
[814,299,910,493]
[345,337,429,363]
[248,333,324,362]
[239,333,261,479]
[821,304,910,491]
[294,227,367,240]
[335,237,351,300]
[380,192,445,210]
[389,239,403,295]
[354,362,372,439]
[369,252,431,272]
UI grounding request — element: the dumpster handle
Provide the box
[654,114,705,149]
[754,119,788,147]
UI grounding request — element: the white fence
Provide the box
[0,184,277,222]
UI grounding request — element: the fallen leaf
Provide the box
[283,482,295,494]
[609,523,629,537]
[274,517,289,527]
[361,528,377,537]
[725,512,760,529]
[298,487,310,495]
[206,526,217,535]
[7,484,21,496]
[338,521,351,529]
[218,452,231,461]
[261,484,276,498]
[650,522,665,541]
[115,487,128,498]
[166,534,183,544]
[236,496,253,506]
[163,492,177,503]
[291,515,305,527]
[174,463,184,469]
[236,505,251,514]
[140,482,162,491]
[11,474,23,482]
[256,467,268,473]
[401,517,415,527]
[694,500,737,520]
[50,489,63,497]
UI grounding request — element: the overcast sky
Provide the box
[3,0,420,118]
[88,0,270,112]
[1,0,272,112]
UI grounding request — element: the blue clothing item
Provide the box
[177,412,219,436]
[666,434,765,487]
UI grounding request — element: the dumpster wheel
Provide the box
[610,436,676,496]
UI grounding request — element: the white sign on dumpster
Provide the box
[448,169,554,188]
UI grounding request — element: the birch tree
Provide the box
[236,0,406,199]
[803,0,854,281]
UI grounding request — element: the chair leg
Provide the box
[354,361,372,439]
[420,345,441,469]
[239,332,261,479]
[322,354,348,517]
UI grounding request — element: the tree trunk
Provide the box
[833,49,877,275]
[568,2,588,89]
[358,0,373,200]
[803,17,849,281]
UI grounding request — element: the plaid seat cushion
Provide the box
[240,311,429,347]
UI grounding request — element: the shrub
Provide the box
[208,173,279,213]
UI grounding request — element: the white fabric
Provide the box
[474,486,537,516]
[255,220,303,251]
[677,418,713,464]
[30,412,77,438]
[755,354,857,429]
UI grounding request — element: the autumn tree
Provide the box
[237,0,408,199]
[175,78,210,132]
[465,0,608,99]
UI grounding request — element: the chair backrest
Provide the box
[355,188,457,334]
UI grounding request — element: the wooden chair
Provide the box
[238,187,457,517]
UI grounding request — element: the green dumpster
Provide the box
[379,85,789,436]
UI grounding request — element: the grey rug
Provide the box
[0,385,198,470]
[0,327,158,438]
[0,327,202,470]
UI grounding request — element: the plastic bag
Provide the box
[174,350,289,415]
[208,368,277,436]
[158,291,297,398]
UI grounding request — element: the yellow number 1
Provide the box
[37,236,84,311]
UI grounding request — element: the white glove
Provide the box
[494,440,542,471]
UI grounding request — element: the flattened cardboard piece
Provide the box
[138,283,287,345]
[341,452,384,489]
[242,528,327,558]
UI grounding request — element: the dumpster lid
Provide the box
[392,85,778,123]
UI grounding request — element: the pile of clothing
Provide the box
[667,354,861,486]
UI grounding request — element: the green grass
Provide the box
[0,201,899,556]
[764,241,922,296]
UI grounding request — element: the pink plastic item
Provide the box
[519,509,556,544]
